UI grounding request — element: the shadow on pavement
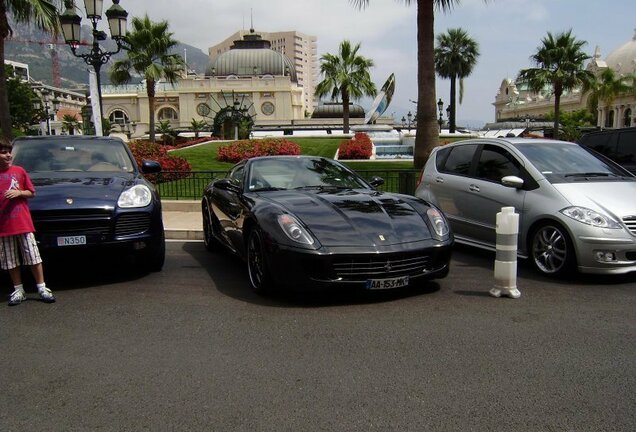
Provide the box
[182,241,443,308]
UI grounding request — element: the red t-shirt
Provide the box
[0,165,36,236]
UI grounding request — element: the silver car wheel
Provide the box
[531,224,571,275]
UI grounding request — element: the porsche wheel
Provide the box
[247,229,272,294]
[530,223,575,277]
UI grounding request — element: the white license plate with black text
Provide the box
[57,235,87,247]
[366,276,409,290]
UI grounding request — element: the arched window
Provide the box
[624,108,632,127]
[109,110,129,125]
[157,107,178,121]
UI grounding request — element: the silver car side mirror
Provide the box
[501,175,524,188]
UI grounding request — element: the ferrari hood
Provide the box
[262,189,433,246]
[28,172,135,211]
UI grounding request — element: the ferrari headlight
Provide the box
[118,184,152,208]
[426,207,449,237]
[561,206,621,229]
[277,214,314,245]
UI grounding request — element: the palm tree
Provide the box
[434,28,479,133]
[0,0,60,139]
[315,40,377,134]
[61,113,81,135]
[517,30,594,139]
[352,0,470,168]
[584,68,635,126]
[190,118,208,138]
[109,15,183,143]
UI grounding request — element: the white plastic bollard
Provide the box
[489,206,521,299]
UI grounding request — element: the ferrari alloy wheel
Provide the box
[531,223,575,276]
[247,229,272,294]
[202,205,219,252]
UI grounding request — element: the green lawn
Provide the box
[171,137,416,171]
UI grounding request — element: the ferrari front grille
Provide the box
[332,252,432,281]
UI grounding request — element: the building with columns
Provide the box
[493,29,636,129]
[101,30,307,139]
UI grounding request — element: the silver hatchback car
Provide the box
[415,138,636,276]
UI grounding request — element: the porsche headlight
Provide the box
[277,214,314,245]
[560,206,621,229]
[427,207,450,237]
[118,184,152,208]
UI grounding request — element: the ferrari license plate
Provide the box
[56,235,87,247]
[366,276,409,290]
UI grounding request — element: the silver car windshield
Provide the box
[514,143,629,179]
[12,141,134,173]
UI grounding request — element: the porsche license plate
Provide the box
[57,235,87,247]
[366,276,409,290]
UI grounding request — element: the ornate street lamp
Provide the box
[59,0,129,135]
[437,98,444,132]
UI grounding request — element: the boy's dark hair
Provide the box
[0,136,12,151]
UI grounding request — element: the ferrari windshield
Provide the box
[12,140,134,173]
[247,157,369,191]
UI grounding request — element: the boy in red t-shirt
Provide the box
[0,137,55,306]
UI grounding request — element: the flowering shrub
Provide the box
[163,136,220,150]
[217,138,301,163]
[128,140,192,183]
[338,132,373,160]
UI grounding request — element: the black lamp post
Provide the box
[437,98,444,132]
[59,0,129,136]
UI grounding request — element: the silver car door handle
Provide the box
[469,184,480,192]
[435,176,444,183]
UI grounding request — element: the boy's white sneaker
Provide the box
[8,289,26,306]
[38,287,56,303]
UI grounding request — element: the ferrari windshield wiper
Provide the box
[253,186,286,192]
[294,185,350,191]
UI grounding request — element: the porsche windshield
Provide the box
[12,140,134,173]
[247,157,369,191]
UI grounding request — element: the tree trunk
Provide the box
[553,84,562,139]
[342,90,350,134]
[147,79,156,143]
[449,75,457,133]
[414,0,439,170]
[0,7,13,139]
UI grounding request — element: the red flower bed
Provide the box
[338,132,373,160]
[217,138,301,163]
[128,140,192,183]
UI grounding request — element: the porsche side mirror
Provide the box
[141,160,162,174]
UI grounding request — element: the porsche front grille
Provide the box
[115,213,151,236]
[333,252,432,281]
[32,210,111,236]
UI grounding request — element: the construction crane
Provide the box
[6,38,90,87]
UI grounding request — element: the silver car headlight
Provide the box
[277,214,314,245]
[118,184,152,208]
[560,206,621,229]
[427,207,450,237]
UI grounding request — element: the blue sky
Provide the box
[122,0,636,128]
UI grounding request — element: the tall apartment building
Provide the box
[209,30,318,115]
